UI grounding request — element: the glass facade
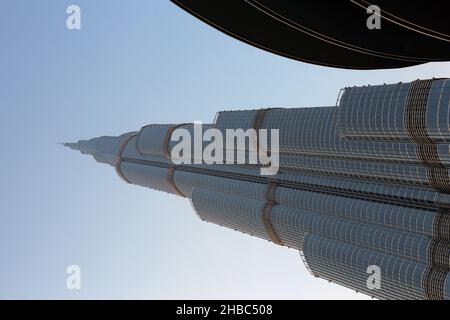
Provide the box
[66,78,450,300]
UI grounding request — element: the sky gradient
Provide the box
[1,0,450,299]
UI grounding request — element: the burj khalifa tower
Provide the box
[66,79,450,300]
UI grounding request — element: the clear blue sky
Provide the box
[1,0,449,299]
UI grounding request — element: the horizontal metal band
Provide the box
[433,208,450,239]
[262,182,283,246]
[262,202,283,246]
[427,168,450,193]
[166,166,186,198]
[252,108,281,156]
[265,181,277,203]
[163,123,191,160]
[115,133,139,184]
[422,265,447,300]
[404,80,450,193]
[252,109,270,131]
[428,240,450,269]
[417,144,443,168]
[404,79,434,145]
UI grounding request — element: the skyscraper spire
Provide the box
[66,79,450,300]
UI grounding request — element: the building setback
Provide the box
[66,79,450,300]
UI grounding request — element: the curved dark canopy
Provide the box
[171,0,450,69]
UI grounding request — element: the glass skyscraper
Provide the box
[66,79,450,300]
